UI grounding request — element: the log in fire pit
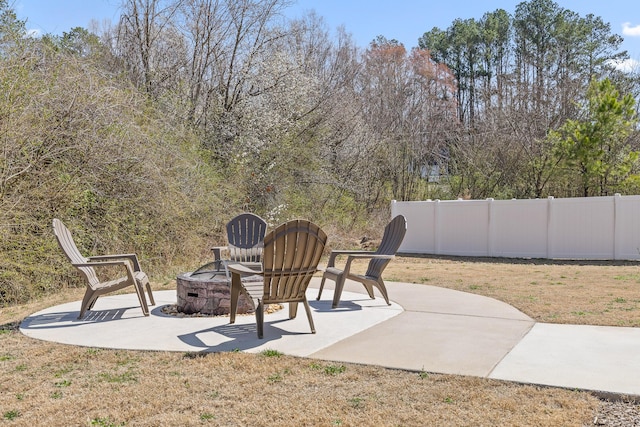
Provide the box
[176,262,261,315]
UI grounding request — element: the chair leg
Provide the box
[303,299,316,334]
[316,276,327,300]
[376,278,391,305]
[133,281,149,316]
[78,287,96,319]
[289,301,299,319]
[255,299,264,339]
[332,274,346,309]
[145,282,155,306]
[137,273,155,306]
[87,294,99,311]
[362,282,376,299]
[229,273,241,324]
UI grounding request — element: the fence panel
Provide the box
[392,195,640,260]
[391,201,435,253]
[615,195,640,259]
[437,199,490,256]
[490,199,549,258]
[549,197,614,259]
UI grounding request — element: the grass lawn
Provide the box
[1,256,639,426]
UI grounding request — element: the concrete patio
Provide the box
[20,278,640,398]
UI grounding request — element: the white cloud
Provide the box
[622,22,640,37]
[609,57,640,73]
[26,28,41,38]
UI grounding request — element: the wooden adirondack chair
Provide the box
[227,219,328,339]
[207,213,268,279]
[211,213,267,265]
[316,215,407,308]
[52,219,155,319]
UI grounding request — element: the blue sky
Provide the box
[14,0,640,69]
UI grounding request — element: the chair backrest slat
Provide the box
[365,215,407,278]
[262,220,327,303]
[52,219,100,287]
[226,213,267,263]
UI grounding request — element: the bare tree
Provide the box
[116,0,185,96]
[358,37,458,202]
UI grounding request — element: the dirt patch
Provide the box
[160,303,283,317]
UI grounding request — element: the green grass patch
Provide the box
[267,372,283,383]
[324,364,346,376]
[200,413,215,421]
[90,417,125,427]
[348,397,365,409]
[98,371,138,383]
[3,410,20,420]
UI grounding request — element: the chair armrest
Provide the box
[326,249,379,267]
[88,254,141,271]
[330,250,376,255]
[345,254,394,260]
[238,262,262,272]
[227,263,264,276]
[211,246,229,261]
[73,260,129,268]
[327,249,395,267]
[336,254,394,278]
[73,260,136,281]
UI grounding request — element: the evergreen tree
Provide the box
[551,78,639,196]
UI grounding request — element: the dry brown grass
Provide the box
[384,256,640,327]
[0,328,600,426]
[1,256,639,426]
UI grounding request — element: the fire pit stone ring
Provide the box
[175,262,261,315]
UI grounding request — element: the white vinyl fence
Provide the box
[391,194,640,260]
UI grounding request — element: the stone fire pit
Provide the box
[176,263,261,316]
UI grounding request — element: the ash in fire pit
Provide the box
[176,262,261,316]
